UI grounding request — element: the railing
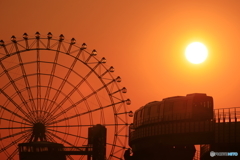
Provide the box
[214,107,240,123]
[130,107,240,149]
[63,146,93,152]
[134,107,240,128]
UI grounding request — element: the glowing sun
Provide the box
[185,42,208,64]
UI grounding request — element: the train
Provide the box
[133,93,213,128]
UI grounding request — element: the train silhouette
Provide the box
[133,93,213,128]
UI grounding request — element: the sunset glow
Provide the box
[185,42,208,64]
[1,1,240,159]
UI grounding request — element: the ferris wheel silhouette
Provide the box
[0,32,133,160]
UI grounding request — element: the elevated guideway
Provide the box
[129,107,240,160]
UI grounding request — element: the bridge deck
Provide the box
[130,107,240,145]
[130,121,240,145]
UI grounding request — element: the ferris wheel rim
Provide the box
[0,32,132,160]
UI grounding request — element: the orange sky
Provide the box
[1,0,240,116]
[1,1,240,158]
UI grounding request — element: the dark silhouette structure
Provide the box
[0,32,132,159]
[29,122,47,142]
[124,148,132,160]
[129,94,240,160]
[18,142,66,160]
[18,124,106,160]
[88,124,107,160]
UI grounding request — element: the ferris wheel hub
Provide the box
[30,122,46,142]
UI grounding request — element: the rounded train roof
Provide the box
[135,93,211,112]
[162,96,184,101]
[186,93,207,96]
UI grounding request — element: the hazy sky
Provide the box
[2,1,240,159]
[1,0,240,114]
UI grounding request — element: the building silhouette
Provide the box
[18,124,106,160]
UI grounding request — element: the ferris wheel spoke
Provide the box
[47,131,79,147]
[45,133,56,142]
[12,41,38,113]
[0,127,32,130]
[45,90,97,123]
[6,148,18,160]
[47,124,128,128]
[47,101,123,125]
[41,41,62,117]
[45,49,83,118]
[0,131,31,153]
[6,134,32,159]
[26,84,76,111]
[0,66,35,121]
[36,39,42,114]
[0,117,32,126]
[0,129,31,141]
[47,128,88,140]
[45,78,116,123]
[46,61,101,119]
[0,105,32,124]
[22,84,77,123]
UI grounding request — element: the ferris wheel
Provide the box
[0,32,133,160]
